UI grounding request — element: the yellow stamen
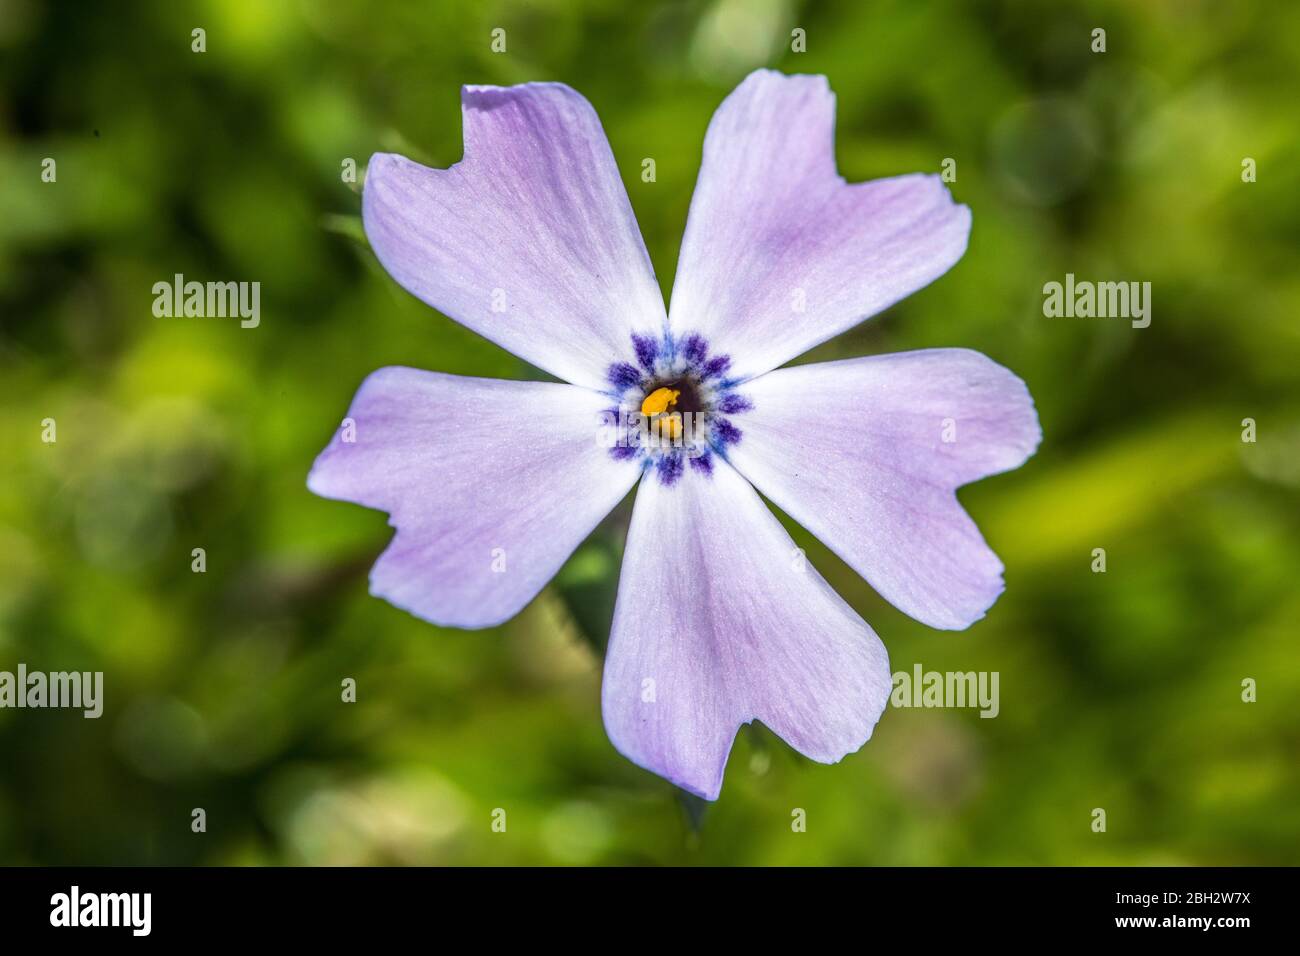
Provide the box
[641,387,680,417]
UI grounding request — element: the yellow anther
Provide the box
[641,387,680,417]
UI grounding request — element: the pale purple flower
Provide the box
[308,70,1040,800]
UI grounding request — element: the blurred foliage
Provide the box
[1,0,1298,865]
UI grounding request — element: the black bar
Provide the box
[0,866,1278,941]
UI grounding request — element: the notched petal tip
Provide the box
[308,369,641,632]
[602,462,893,802]
[726,349,1039,634]
[357,80,666,390]
[669,70,978,379]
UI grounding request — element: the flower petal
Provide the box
[602,460,892,800]
[668,69,971,380]
[726,349,1041,631]
[363,83,667,391]
[308,367,639,628]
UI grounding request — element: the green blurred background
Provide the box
[1,0,1298,865]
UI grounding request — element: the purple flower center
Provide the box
[603,332,751,485]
